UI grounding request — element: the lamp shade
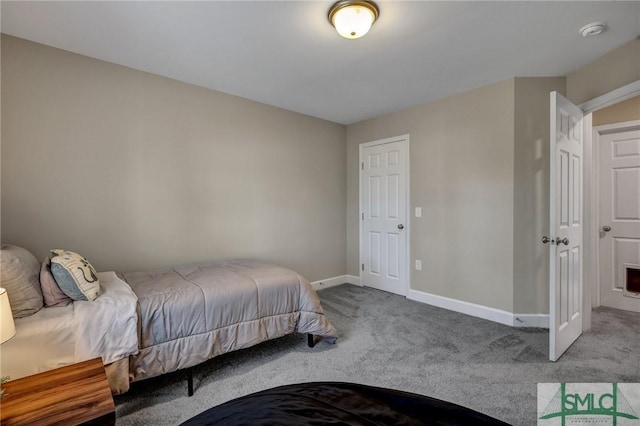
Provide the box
[0,288,16,344]
[329,1,379,39]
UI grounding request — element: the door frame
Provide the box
[589,119,640,309]
[579,79,640,330]
[359,134,411,296]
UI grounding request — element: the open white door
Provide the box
[548,92,584,362]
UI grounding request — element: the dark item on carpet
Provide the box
[179,382,512,426]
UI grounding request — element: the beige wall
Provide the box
[593,95,640,126]
[567,38,640,105]
[512,77,566,314]
[347,80,516,312]
[1,35,347,280]
[347,38,638,316]
[3,32,637,317]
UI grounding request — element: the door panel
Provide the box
[361,138,408,296]
[571,247,581,319]
[613,169,640,219]
[369,176,380,217]
[560,150,570,226]
[387,234,399,278]
[559,250,569,326]
[549,92,584,362]
[572,155,581,224]
[599,128,640,312]
[387,174,399,218]
[369,232,381,275]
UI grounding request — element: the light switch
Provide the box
[415,207,422,217]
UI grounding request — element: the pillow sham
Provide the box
[40,257,72,307]
[50,249,100,301]
[0,244,44,318]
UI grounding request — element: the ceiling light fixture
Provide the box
[328,0,379,39]
[579,21,607,37]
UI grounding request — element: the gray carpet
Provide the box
[114,284,640,426]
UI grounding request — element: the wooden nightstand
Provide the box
[0,357,115,426]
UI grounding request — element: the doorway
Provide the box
[549,82,640,360]
[582,85,640,324]
[594,121,640,313]
[359,135,410,296]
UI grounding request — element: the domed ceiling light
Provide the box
[328,0,379,39]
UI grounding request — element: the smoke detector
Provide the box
[579,22,607,37]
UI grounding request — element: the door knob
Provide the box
[602,225,611,232]
[557,238,569,245]
[542,236,554,244]
[397,224,404,230]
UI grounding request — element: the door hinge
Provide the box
[361,162,364,170]
[361,263,364,271]
[362,213,364,220]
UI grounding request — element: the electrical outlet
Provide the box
[415,260,422,271]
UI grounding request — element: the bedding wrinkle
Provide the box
[173,265,210,335]
[135,275,205,348]
[73,272,139,364]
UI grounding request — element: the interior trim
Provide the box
[579,79,640,113]
[407,289,549,328]
[589,120,640,310]
[311,274,362,291]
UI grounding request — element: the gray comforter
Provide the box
[121,259,337,382]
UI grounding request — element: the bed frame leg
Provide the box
[307,333,315,348]
[187,368,194,397]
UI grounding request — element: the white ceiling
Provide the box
[1,1,639,124]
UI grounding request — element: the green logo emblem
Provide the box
[539,383,639,425]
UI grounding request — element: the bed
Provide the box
[0,250,338,395]
[179,382,511,425]
[123,259,338,388]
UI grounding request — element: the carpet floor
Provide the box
[114,284,640,426]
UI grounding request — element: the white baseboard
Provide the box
[345,275,361,286]
[311,274,362,291]
[407,289,549,328]
[512,314,549,328]
[312,280,548,328]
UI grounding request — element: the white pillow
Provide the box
[50,249,100,301]
[0,244,44,318]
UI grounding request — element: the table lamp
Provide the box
[0,288,16,344]
[0,287,15,399]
